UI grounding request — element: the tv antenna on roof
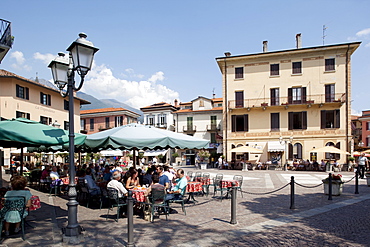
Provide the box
[322,25,327,45]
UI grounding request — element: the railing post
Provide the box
[230,182,237,224]
[355,171,359,194]
[127,190,135,247]
[328,173,332,200]
[290,176,295,209]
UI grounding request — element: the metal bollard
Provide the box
[290,176,295,209]
[127,190,135,247]
[355,171,359,194]
[328,173,332,200]
[230,182,237,224]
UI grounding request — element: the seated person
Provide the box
[102,165,112,182]
[84,168,101,196]
[157,166,170,190]
[40,165,51,182]
[49,166,60,180]
[165,169,187,202]
[107,171,128,217]
[125,169,140,189]
[145,174,166,203]
[3,176,32,236]
[16,165,28,173]
[142,167,154,187]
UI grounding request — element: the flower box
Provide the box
[323,182,343,195]
[261,103,268,107]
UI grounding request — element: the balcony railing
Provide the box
[228,93,346,109]
[183,125,196,133]
[206,124,220,131]
[0,19,12,63]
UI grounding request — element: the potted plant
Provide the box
[198,150,210,169]
[322,174,344,195]
[365,172,370,187]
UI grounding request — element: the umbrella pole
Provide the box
[20,147,24,176]
[133,148,136,169]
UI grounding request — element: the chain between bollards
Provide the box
[290,176,295,209]
[355,171,359,194]
[230,182,237,224]
[127,190,134,247]
[328,172,332,200]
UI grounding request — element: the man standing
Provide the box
[357,153,368,179]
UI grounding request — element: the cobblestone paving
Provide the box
[1,168,369,246]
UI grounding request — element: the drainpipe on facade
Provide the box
[224,55,228,162]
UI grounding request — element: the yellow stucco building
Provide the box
[216,37,361,165]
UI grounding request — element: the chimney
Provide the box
[224,52,231,57]
[263,41,268,52]
[174,99,179,107]
[296,33,302,49]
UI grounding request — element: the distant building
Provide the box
[216,35,361,164]
[351,115,362,151]
[358,110,370,148]
[80,107,140,134]
[172,96,223,165]
[0,69,89,166]
[140,101,179,131]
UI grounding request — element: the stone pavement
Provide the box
[1,167,370,246]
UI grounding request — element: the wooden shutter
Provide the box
[244,114,249,132]
[335,109,340,128]
[231,115,236,132]
[26,113,30,120]
[321,110,326,129]
[288,88,292,104]
[302,87,307,103]
[288,112,293,130]
[270,89,276,106]
[48,94,51,106]
[235,91,244,108]
[302,111,307,129]
[288,143,293,159]
[25,87,29,100]
[40,92,43,104]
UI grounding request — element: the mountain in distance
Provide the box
[77,92,144,123]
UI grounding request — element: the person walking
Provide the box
[357,153,368,179]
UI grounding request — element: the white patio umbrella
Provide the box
[309,146,350,155]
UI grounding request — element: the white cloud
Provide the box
[33,52,56,65]
[365,42,370,48]
[356,28,370,37]
[10,51,31,71]
[82,63,180,109]
[351,108,362,116]
[121,68,145,79]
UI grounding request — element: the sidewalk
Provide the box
[1,168,369,246]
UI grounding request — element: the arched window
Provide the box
[293,143,303,159]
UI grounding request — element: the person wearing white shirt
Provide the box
[107,171,128,198]
[49,166,60,180]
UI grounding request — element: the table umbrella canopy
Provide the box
[309,146,350,155]
[353,151,370,157]
[84,123,209,151]
[362,149,370,154]
[230,145,263,153]
[0,118,86,148]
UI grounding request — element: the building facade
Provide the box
[216,38,360,164]
[0,69,89,165]
[173,96,223,165]
[80,107,141,135]
[140,101,179,131]
[358,110,370,149]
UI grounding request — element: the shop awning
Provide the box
[268,141,285,152]
[144,149,168,157]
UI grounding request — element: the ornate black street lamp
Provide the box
[48,33,98,241]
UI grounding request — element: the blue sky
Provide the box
[1,0,369,114]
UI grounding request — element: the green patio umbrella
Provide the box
[85,123,209,151]
[84,123,209,167]
[0,118,86,173]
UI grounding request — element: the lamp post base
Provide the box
[62,226,84,244]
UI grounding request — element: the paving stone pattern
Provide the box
[1,168,369,246]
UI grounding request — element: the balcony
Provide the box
[0,19,12,64]
[183,125,196,134]
[228,93,346,110]
[206,124,221,132]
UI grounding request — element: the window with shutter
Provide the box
[325,84,335,102]
[235,91,244,108]
[292,62,302,74]
[270,88,279,106]
[325,58,335,71]
[235,67,244,79]
[321,109,340,129]
[271,113,279,131]
[270,64,279,76]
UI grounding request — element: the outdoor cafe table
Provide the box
[220,180,239,188]
[186,182,202,203]
[61,176,78,184]
[195,177,211,185]
[131,187,146,202]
